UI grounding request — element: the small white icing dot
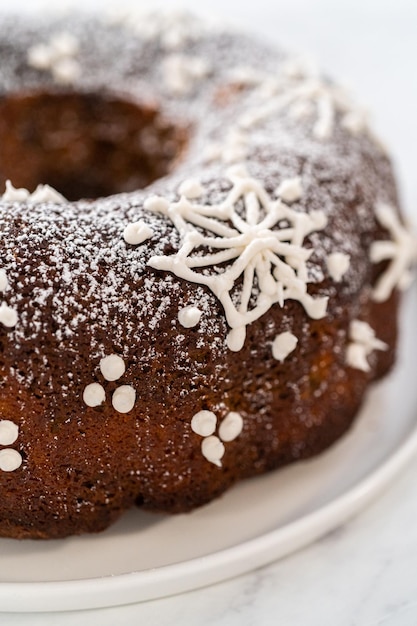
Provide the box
[276,177,303,203]
[83,383,106,407]
[228,65,264,85]
[123,221,153,245]
[0,269,8,292]
[218,412,243,442]
[191,410,217,437]
[178,305,202,328]
[162,54,210,95]
[99,354,126,381]
[0,449,22,472]
[144,195,170,214]
[346,320,388,372]
[0,302,18,328]
[178,178,205,199]
[349,321,369,344]
[201,436,225,467]
[112,385,136,414]
[272,331,298,362]
[27,43,54,70]
[27,32,80,84]
[326,252,350,282]
[2,180,30,203]
[0,420,19,446]
[50,32,79,57]
[202,143,222,163]
[346,343,370,372]
[52,58,81,84]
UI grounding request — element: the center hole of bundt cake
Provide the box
[0,92,187,201]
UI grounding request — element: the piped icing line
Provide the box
[370,202,417,302]
[203,58,377,170]
[191,410,217,437]
[236,59,371,141]
[147,167,328,351]
[191,409,244,466]
[346,319,388,372]
[27,31,80,84]
[201,436,225,467]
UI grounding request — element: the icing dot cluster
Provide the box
[177,305,202,328]
[83,355,136,414]
[191,410,244,467]
[123,221,154,246]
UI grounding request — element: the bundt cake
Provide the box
[0,10,415,539]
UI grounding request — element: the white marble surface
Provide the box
[4,454,417,625]
[1,0,417,624]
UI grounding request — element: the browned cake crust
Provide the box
[0,12,414,539]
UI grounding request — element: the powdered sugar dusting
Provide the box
[0,11,406,420]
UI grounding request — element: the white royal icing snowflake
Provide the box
[370,202,417,302]
[147,166,329,351]
[237,58,371,141]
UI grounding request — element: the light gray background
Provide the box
[1,1,416,624]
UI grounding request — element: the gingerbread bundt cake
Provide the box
[0,11,415,539]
